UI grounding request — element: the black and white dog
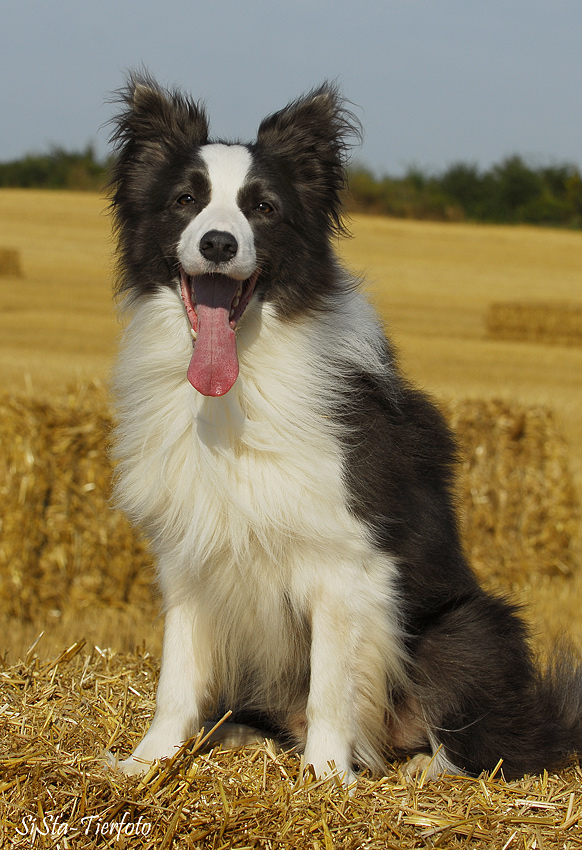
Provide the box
[109,74,582,783]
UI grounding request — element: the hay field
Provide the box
[0,189,116,395]
[1,190,582,847]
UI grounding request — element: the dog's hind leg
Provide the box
[406,591,582,779]
[115,598,213,775]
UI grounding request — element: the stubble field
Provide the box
[1,188,582,848]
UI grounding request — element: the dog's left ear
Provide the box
[256,83,361,235]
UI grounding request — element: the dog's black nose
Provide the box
[199,230,238,265]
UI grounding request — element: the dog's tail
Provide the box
[476,644,582,779]
[528,649,582,773]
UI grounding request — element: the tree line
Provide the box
[346,157,582,228]
[0,146,108,191]
[1,146,581,228]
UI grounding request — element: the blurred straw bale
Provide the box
[486,301,582,347]
[0,247,23,277]
[0,386,579,656]
[0,381,155,627]
[444,398,580,587]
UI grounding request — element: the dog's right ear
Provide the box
[109,71,209,157]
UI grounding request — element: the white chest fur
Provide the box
[113,285,407,777]
[113,288,379,601]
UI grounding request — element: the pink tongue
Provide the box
[187,274,241,397]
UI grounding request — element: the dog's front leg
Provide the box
[116,598,211,775]
[303,589,356,786]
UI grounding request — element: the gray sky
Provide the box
[2,0,580,175]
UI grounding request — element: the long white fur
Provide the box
[113,146,410,782]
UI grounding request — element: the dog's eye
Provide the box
[256,201,274,214]
[177,194,195,206]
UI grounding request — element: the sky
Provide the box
[1,0,580,176]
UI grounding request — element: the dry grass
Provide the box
[1,643,582,849]
[486,302,582,347]
[0,189,116,395]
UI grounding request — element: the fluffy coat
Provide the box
[109,74,582,783]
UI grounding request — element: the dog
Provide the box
[108,73,582,784]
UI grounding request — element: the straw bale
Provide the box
[0,386,580,657]
[0,381,155,625]
[444,398,580,587]
[0,247,23,278]
[1,644,581,849]
[486,301,582,347]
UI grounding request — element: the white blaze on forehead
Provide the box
[177,144,256,280]
[201,144,252,208]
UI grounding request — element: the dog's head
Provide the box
[109,74,360,395]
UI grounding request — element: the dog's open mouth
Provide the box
[179,268,260,397]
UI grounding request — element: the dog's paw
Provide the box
[105,749,159,776]
[304,758,356,789]
[400,752,434,781]
[105,721,266,777]
[303,736,355,788]
[200,721,265,749]
[400,748,465,783]
[105,727,184,776]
